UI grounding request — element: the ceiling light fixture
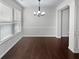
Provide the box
[34,0,46,17]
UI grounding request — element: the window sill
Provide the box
[0,32,21,45]
[0,35,13,45]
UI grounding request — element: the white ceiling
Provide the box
[16,0,65,8]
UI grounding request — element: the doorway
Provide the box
[60,6,70,48]
[61,7,69,37]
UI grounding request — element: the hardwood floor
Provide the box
[2,37,79,59]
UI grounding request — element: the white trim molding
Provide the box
[23,35,56,37]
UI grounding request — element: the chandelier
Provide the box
[34,0,46,17]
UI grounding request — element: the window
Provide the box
[0,2,22,41]
[0,24,12,41]
[14,9,22,34]
[0,2,12,41]
[0,3,12,22]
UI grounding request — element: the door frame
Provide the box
[57,5,70,38]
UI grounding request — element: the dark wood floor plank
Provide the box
[2,37,79,59]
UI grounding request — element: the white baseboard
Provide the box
[62,35,69,37]
[23,35,69,38]
[73,48,79,53]
[74,49,79,53]
[23,35,56,37]
[56,36,61,38]
[56,35,69,38]
[68,47,75,53]
[68,47,79,53]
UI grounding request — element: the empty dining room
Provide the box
[0,0,79,59]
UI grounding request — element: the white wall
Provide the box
[0,0,23,58]
[75,0,79,53]
[23,7,56,37]
[56,0,77,53]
